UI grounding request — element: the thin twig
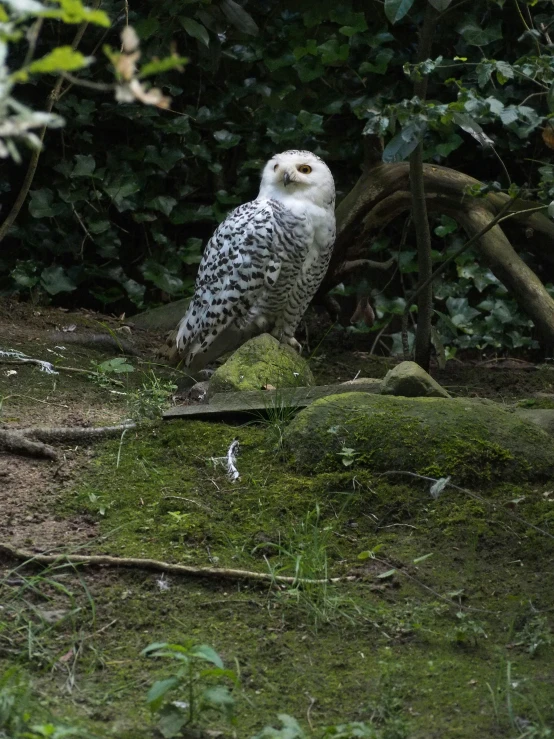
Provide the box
[0,543,355,586]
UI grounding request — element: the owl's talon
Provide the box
[287,337,302,354]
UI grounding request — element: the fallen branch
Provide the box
[48,331,142,357]
[0,423,136,460]
[0,542,354,586]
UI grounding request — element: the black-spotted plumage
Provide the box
[175,150,336,370]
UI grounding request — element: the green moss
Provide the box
[208,333,314,396]
[283,393,554,482]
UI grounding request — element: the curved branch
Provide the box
[0,542,353,586]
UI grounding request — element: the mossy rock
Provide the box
[208,333,314,397]
[381,360,450,398]
[283,392,554,482]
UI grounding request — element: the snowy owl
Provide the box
[175,150,336,371]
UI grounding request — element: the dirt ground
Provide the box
[1,298,554,738]
[1,297,553,555]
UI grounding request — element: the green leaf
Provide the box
[337,12,367,36]
[157,704,188,739]
[140,55,188,78]
[71,154,96,177]
[202,685,235,716]
[452,112,493,147]
[146,677,180,711]
[11,261,39,288]
[28,188,65,218]
[294,56,324,83]
[220,0,259,35]
[97,358,134,374]
[413,553,433,564]
[179,17,209,47]
[40,266,77,295]
[434,215,458,237]
[384,0,415,24]
[317,39,349,66]
[145,196,177,217]
[297,110,324,134]
[377,569,397,579]
[189,644,224,668]
[360,48,394,75]
[144,146,184,173]
[457,19,502,46]
[382,124,422,163]
[13,46,91,81]
[427,0,453,8]
[213,129,242,148]
[142,261,184,294]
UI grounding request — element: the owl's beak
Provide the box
[283,171,292,187]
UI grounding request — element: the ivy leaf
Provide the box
[297,110,324,134]
[144,146,184,173]
[495,60,513,84]
[360,48,394,75]
[40,266,77,295]
[384,0,416,24]
[142,260,184,295]
[145,196,177,216]
[179,17,210,47]
[457,20,502,46]
[476,62,494,87]
[434,215,458,237]
[427,0,453,9]
[452,112,493,147]
[549,201,554,219]
[499,106,519,125]
[71,154,96,177]
[318,39,349,66]
[213,129,241,148]
[382,123,423,163]
[11,261,39,288]
[220,0,259,36]
[28,188,65,218]
[338,12,367,36]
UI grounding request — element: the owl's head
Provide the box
[259,150,335,210]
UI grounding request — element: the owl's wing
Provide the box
[175,198,288,370]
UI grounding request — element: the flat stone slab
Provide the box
[163,381,381,420]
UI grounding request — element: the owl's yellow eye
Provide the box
[297,164,312,174]
[273,163,279,171]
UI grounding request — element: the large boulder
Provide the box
[381,361,450,398]
[208,334,314,397]
[283,393,554,482]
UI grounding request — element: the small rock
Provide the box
[188,381,209,404]
[381,361,450,398]
[208,333,314,398]
[514,409,554,436]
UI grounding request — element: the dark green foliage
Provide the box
[2,0,553,354]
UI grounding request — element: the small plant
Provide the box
[250,714,307,738]
[337,445,357,467]
[514,615,553,657]
[251,390,300,452]
[127,371,177,421]
[142,640,237,739]
[258,505,355,630]
[88,357,135,388]
[449,611,488,647]
[0,668,85,738]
